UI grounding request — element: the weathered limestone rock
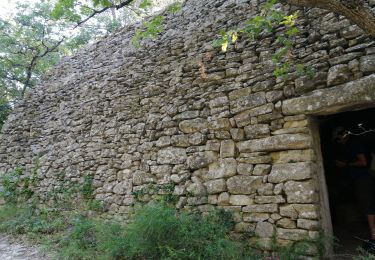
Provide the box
[230,92,267,114]
[220,140,236,158]
[227,175,262,194]
[217,192,230,205]
[205,158,237,180]
[179,118,208,134]
[244,124,270,139]
[327,64,350,86]
[208,118,231,130]
[297,219,320,230]
[113,181,132,195]
[243,204,278,213]
[254,195,285,204]
[204,179,227,194]
[187,152,216,170]
[277,228,308,241]
[284,180,316,203]
[271,149,315,163]
[255,222,274,238]
[268,162,314,183]
[237,134,311,153]
[234,104,274,127]
[157,148,187,164]
[360,55,375,73]
[237,163,253,175]
[243,213,269,222]
[280,204,319,220]
[186,178,207,196]
[229,195,253,205]
[282,74,375,115]
[188,133,206,145]
[253,164,271,176]
[277,218,296,229]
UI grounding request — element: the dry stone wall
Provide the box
[1,0,375,252]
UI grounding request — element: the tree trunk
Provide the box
[285,0,375,38]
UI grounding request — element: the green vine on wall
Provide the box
[213,0,314,79]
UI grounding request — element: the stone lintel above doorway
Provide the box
[282,74,375,116]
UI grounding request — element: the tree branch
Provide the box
[74,0,134,29]
[283,0,375,37]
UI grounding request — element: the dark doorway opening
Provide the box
[319,107,375,255]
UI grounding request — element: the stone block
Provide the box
[188,133,206,145]
[208,118,231,130]
[277,228,308,241]
[268,162,314,183]
[244,124,270,139]
[227,175,262,194]
[242,204,278,213]
[327,64,350,86]
[229,195,253,205]
[179,119,208,133]
[283,120,308,129]
[233,104,274,127]
[187,178,207,196]
[230,92,267,114]
[360,55,375,74]
[243,213,270,222]
[271,149,315,163]
[237,134,311,153]
[157,147,187,164]
[230,128,245,141]
[277,218,296,229]
[255,221,274,238]
[204,179,227,194]
[187,151,216,170]
[220,140,236,158]
[217,192,230,205]
[257,183,274,195]
[253,164,271,176]
[254,195,285,204]
[284,180,316,203]
[237,163,253,175]
[297,219,320,230]
[204,158,237,180]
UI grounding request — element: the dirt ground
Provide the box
[0,235,50,260]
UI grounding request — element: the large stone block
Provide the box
[220,140,236,158]
[229,195,253,205]
[204,158,237,180]
[243,204,278,213]
[255,221,274,238]
[187,151,216,170]
[360,55,375,74]
[179,119,208,133]
[268,162,314,183]
[284,180,317,203]
[244,124,270,139]
[282,74,375,115]
[271,149,315,163]
[230,92,267,114]
[277,228,308,241]
[327,64,350,87]
[234,104,274,127]
[204,179,227,194]
[157,147,187,164]
[237,134,311,153]
[227,175,262,194]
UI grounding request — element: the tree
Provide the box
[281,0,375,38]
[0,1,137,129]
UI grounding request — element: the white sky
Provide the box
[0,0,38,18]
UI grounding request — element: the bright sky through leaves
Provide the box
[0,0,39,18]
